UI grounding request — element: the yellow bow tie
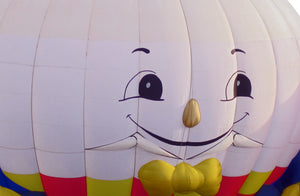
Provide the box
[138,158,222,196]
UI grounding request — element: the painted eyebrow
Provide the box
[132,48,150,54]
[231,48,246,55]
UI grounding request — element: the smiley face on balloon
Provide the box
[87,47,263,159]
[0,1,299,196]
[84,42,275,196]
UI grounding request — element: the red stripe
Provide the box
[40,174,87,196]
[264,166,287,185]
[215,175,248,196]
[131,178,149,196]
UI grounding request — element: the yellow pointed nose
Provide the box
[182,99,201,128]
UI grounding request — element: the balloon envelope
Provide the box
[0,0,299,196]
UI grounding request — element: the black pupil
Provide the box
[234,74,252,98]
[139,74,163,100]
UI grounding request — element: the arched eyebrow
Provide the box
[132,48,150,54]
[231,48,246,55]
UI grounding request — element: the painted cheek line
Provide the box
[234,112,249,124]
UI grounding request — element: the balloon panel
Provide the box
[181,0,236,160]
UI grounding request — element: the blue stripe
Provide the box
[0,168,28,192]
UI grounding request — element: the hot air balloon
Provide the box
[0,0,299,196]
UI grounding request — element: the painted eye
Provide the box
[139,74,163,100]
[119,70,164,102]
[221,71,253,102]
[234,74,252,98]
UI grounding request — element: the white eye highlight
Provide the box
[146,82,151,88]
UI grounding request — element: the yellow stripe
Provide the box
[175,192,200,196]
[238,170,273,195]
[86,177,133,196]
[3,171,44,192]
[0,185,21,196]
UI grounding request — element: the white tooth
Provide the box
[206,132,235,153]
[135,134,177,158]
[233,134,263,147]
[91,137,137,151]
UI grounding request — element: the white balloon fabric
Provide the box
[289,0,300,15]
[0,0,299,196]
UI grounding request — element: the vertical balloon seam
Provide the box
[255,0,300,168]
[83,1,96,195]
[179,1,193,105]
[30,0,53,192]
[249,0,279,107]
[217,0,239,134]
[215,0,250,195]
[236,0,279,195]
[271,0,300,184]
[248,0,280,156]
[134,0,141,191]
[178,0,195,162]
[276,0,300,146]
[0,1,45,193]
[0,0,14,186]
[273,0,300,61]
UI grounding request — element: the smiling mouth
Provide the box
[85,112,261,159]
[127,114,234,146]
